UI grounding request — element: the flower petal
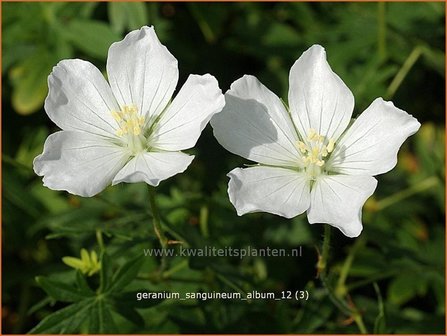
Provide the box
[211,75,302,167]
[228,166,311,218]
[112,151,194,187]
[149,74,224,151]
[308,175,378,238]
[288,45,354,141]
[107,26,178,124]
[33,131,129,197]
[327,98,421,176]
[45,60,120,137]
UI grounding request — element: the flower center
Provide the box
[297,128,335,178]
[111,105,146,154]
[111,105,145,137]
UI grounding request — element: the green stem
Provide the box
[336,238,364,298]
[354,314,368,334]
[377,2,386,60]
[376,176,438,211]
[189,3,216,43]
[347,269,401,291]
[318,226,368,334]
[96,229,105,253]
[2,154,32,171]
[373,282,386,333]
[317,225,331,277]
[162,260,188,278]
[148,186,168,248]
[199,205,209,238]
[321,276,353,316]
[386,46,423,99]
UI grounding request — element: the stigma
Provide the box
[111,105,145,137]
[297,128,335,172]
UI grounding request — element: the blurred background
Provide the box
[2,2,445,334]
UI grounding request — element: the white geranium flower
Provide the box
[211,45,420,237]
[34,26,225,197]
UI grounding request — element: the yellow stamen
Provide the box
[326,138,335,153]
[296,130,336,170]
[111,105,144,136]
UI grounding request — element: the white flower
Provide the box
[34,26,225,197]
[211,45,420,237]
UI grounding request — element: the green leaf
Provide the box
[88,298,118,333]
[126,2,149,30]
[79,2,98,18]
[388,274,428,305]
[110,303,145,326]
[15,127,48,170]
[113,290,166,309]
[99,251,111,293]
[108,2,149,33]
[64,19,121,59]
[36,276,92,303]
[108,255,144,293]
[108,3,127,34]
[27,297,53,316]
[29,299,93,333]
[75,271,94,296]
[10,50,54,115]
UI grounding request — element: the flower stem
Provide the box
[148,186,168,249]
[317,225,331,277]
[318,226,369,334]
[354,314,368,334]
[335,237,364,298]
[377,2,387,60]
[199,205,209,238]
[386,45,423,99]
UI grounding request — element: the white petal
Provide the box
[45,59,120,137]
[149,74,224,151]
[228,166,311,218]
[112,151,194,187]
[288,45,354,141]
[327,98,421,176]
[107,26,178,124]
[308,175,378,238]
[33,131,129,197]
[211,76,302,167]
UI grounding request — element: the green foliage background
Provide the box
[2,2,445,334]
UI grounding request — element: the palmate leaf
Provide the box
[29,299,94,334]
[36,276,93,302]
[88,298,119,333]
[30,297,121,334]
[31,254,160,333]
